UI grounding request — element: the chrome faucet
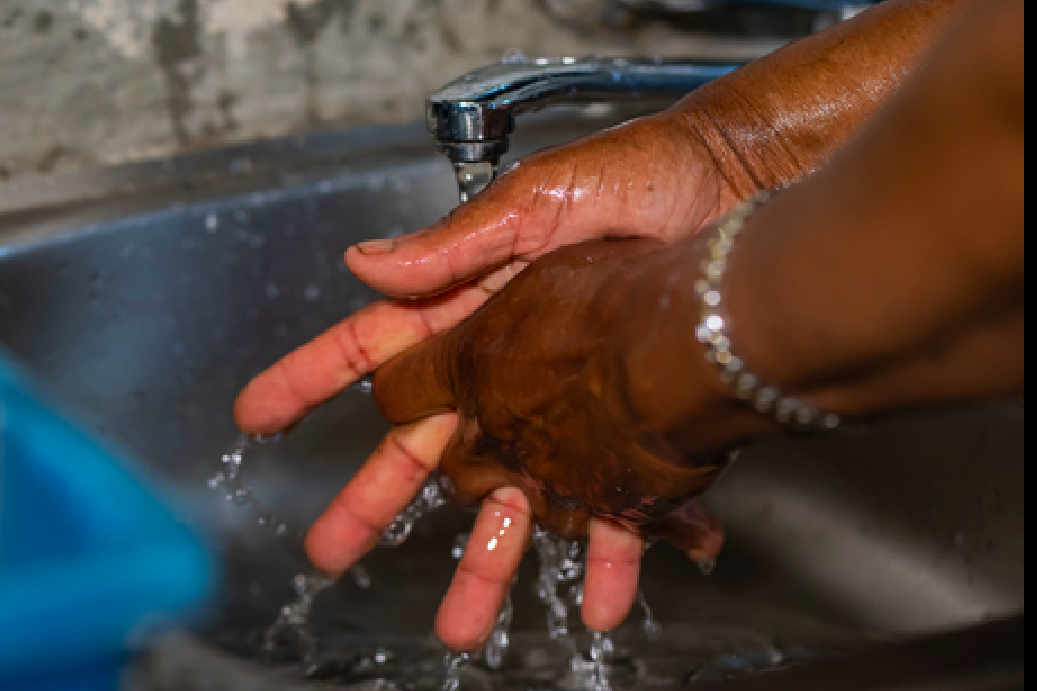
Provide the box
[426,56,744,202]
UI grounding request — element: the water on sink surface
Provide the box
[201,422,838,690]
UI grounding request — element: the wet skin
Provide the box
[372,238,731,551]
[233,0,1002,650]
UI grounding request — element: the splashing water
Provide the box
[441,651,472,691]
[208,429,374,672]
[574,631,616,691]
[209,432,297,541]
[637,589,661,640]
[209,432,373,587]
[381,475,447,547]
[207,395,810,687]
[484,592,514,671]
[261,571,334,675]
[533,527,587,643]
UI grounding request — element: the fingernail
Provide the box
[355,238,395,255]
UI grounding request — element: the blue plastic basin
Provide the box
[0,349,215,691]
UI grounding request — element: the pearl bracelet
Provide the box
[694,190,841,432]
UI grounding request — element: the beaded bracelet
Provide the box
[694,190,841,432]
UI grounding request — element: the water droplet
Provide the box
[533,527,586,642]
[303,284,321,302]
[501,47,526,64]
[451,533,469,559]
[230,487,252,505]
[351,563,372,590]
[440,651,470,691]
[205,214,219,231]
[381,476,445,547]
[350,376,373,395]
[263,571,334,668]
[484,593,513,670]
[637,589,661,639]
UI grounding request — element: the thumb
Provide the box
[372,328,459,424]
[347,113,712,299]
[346,171,554,298]
[346,143,623,299]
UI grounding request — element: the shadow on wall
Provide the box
[0,0,810,181]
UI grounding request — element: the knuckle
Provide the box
[331,319,375,376]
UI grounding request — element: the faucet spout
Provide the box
[426,56,743,201]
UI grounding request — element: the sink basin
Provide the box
[0,114,1023,690]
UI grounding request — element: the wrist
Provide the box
[667,0,969,204]
[618,236,780,461]
[672,90,802,203]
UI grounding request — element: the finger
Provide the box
[234,285,486,433]
[435,486,532,651]
[582,517,644,632]
[652,498,725,565]
[304,413,457,575]
[346,176,556,297]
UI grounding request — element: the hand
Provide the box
[368,238,735,645]
[234,110,743,433]
[232,0,983,649]
[373,237,732,540]
[234,112,744,648]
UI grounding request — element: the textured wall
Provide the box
[0,0,783,182]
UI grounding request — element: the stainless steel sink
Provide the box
[0,114,1023,690]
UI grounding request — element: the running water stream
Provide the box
[206,372,809,688]
[207,422,669,689]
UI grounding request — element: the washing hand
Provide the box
[233,0,982,650]
[233,113,743,646]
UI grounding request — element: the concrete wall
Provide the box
[0,0,783,182]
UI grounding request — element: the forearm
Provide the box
[670,0,986,199]
[625,0,1023,438]
[723,0,1024,416]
